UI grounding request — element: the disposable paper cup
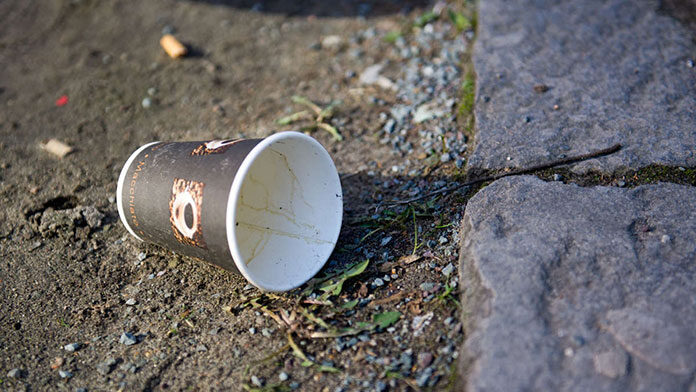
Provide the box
[116,131,343,291]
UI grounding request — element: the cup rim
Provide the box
[225,131,342,292]
[116,141,161,242]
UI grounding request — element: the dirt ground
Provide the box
[1,1,472,391]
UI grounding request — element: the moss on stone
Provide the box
[536,165,696,187]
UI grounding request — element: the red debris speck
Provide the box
[55,95,69,107]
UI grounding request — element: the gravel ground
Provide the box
[0,1,474,390]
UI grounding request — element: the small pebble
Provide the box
[147,87,157,96]
[533,84,549,93]
[162,25,175,35]
[7,368,22,378]
[441,263,454,277]
[64,343,80,352]
[125,298,137,306]
[420,282,436,291]
[380,236,392,246]
[141,97,152,109]
[321,35,343,50]
[572,335,586,346]
[687,59,694,68]
[439,153,451,163]
[279,371,289,381]
[617,180,626,187]
[82,206,105,228]
[661,234,671,243]
[251,375,264,387]
[249,327,256,335]
[97,358,117,375]
[261,328,273,337]
[416,367,433,387]
[289,381,300,390]
[119,332,137,346]
[137,252,147,261]
[120,362,136,373]
[438,235,448,244]
[196,344,208,352]
[417,352,434,368]
[383,119,396,134]
[59,370,73,379]
[552,174,563,181]
[373,278,384,287]
[593,350,628,378]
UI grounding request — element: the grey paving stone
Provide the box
[469,0,696,174]
[458,176,696,391]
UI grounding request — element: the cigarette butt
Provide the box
[160,34,187,58]
[41,139,73,158]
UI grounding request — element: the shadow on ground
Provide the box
[188,0,430,17]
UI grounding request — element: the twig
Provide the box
[278,96,343,141]
[389,144,622,205]
[252,344,290,366]
[317,122,343,141]
[291,95,322,114]
[287,332,310,362]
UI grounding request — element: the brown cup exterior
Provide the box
[117,139,262,272]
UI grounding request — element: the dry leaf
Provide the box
[370,290,414,307]
[408,301,422,315]
[399,254,422,265]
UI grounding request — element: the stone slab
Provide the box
[458,176,696,391]
[468,0,696,174]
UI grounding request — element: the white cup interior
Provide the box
[226,132,343,291]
